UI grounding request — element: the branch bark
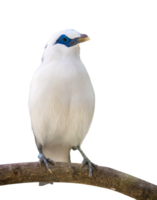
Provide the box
[0,162,156,200]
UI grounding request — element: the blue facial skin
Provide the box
[55,35,79,47]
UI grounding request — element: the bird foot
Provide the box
[38,153,55,173]
[81,158,98,177]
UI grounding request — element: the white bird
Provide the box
[28,29,96,185]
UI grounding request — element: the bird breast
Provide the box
[29,59,95,148]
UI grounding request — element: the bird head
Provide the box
[42,29,90,63]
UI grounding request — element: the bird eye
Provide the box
[55,35,70,46]
[62,37,67,42]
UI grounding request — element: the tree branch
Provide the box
[0,162,156,200]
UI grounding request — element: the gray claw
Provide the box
[38,153,55,173]
[81,158,98,177]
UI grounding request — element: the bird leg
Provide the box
[36,138,55,173]
[75,145,98,177]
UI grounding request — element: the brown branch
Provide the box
[0,162,157,200]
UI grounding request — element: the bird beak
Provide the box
[67,34,90,47]
[78,34,90,43]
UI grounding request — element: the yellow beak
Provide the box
[78,34,90,43]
